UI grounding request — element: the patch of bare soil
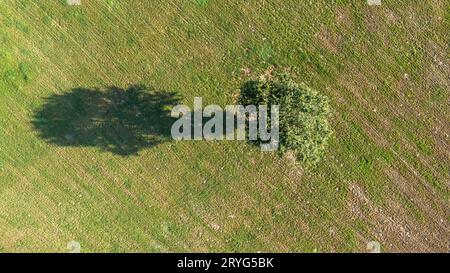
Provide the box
[316,28,341,54]
[347,179,449,252]
[335,7,353,29]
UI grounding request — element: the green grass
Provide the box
[0,0,448,252]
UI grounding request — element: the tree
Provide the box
[239,70,333,165]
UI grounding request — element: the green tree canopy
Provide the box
[240,71,333,165]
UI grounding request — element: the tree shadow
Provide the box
[238,80,264,106]
[32,84,181,156]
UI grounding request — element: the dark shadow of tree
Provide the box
[32,84,181,156]
[238,80,264,106]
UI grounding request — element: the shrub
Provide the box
[239,70,333,165]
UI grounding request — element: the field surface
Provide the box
[0,0,449,252]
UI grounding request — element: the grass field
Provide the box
[0,0,448,252]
